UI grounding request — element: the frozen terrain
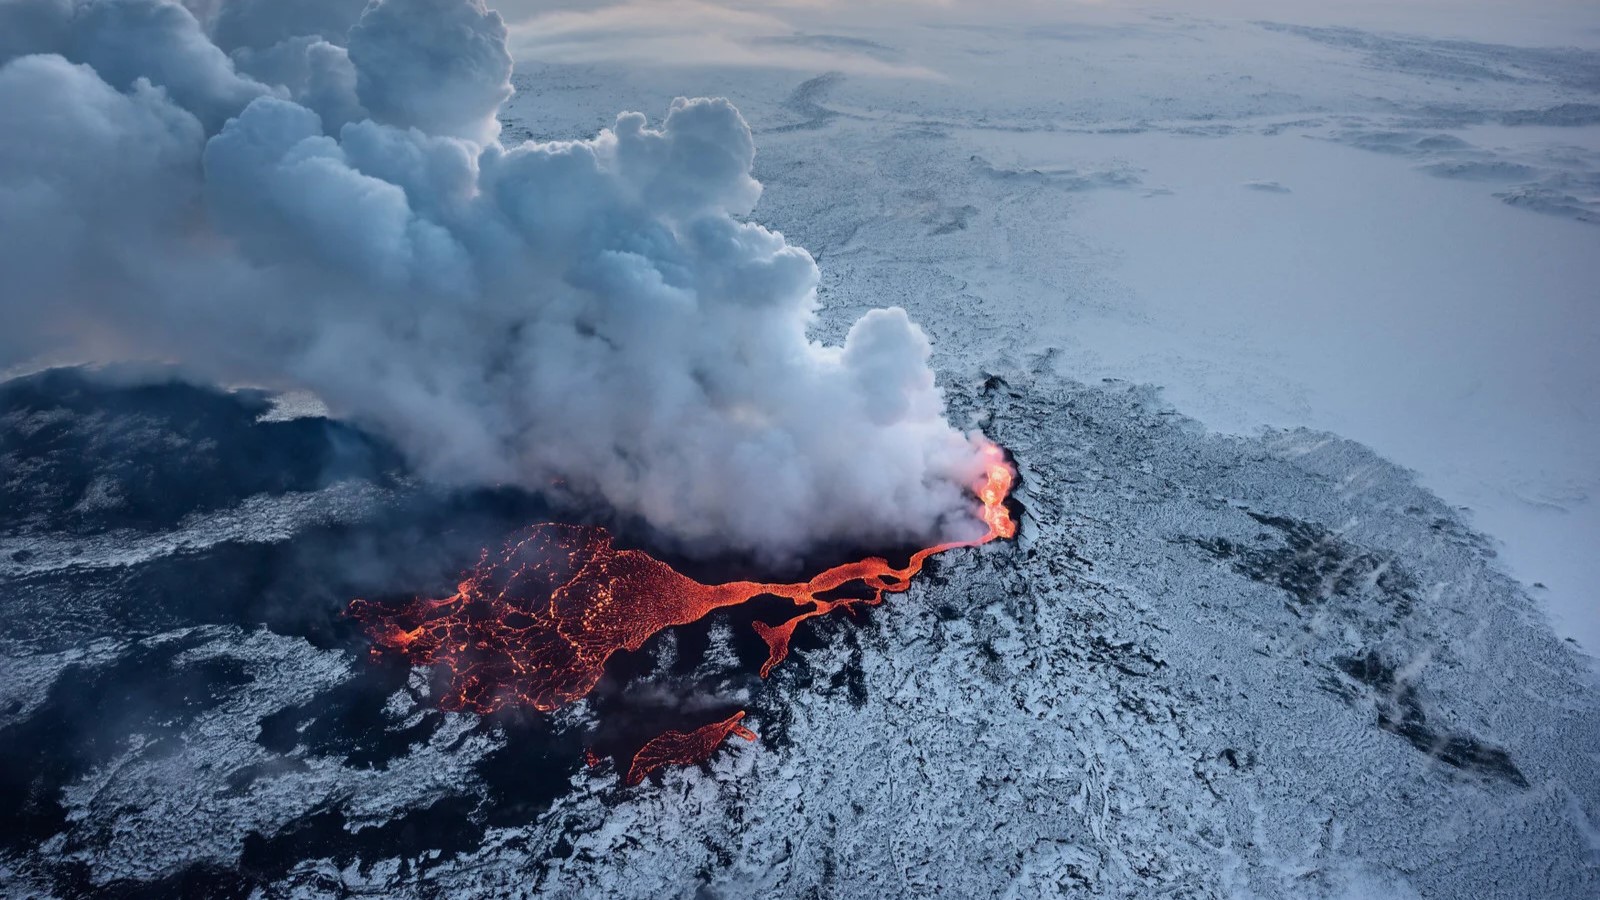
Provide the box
[500,0,1600,657]
[3,2,1599,898]
[3,360,1596,898]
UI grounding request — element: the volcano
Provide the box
[348,442,1017,780]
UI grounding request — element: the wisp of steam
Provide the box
[0,0,991,558]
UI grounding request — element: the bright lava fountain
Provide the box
[349,442,1017,782]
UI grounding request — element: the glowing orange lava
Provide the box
[349,441,1016,776]
[625,711,759,785]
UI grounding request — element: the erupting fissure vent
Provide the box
[349,442,1017,781]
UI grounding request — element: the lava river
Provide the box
[349,441,1017,782]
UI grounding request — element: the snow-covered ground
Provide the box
[7,363,1596,898]
[3,3,1598,897]
[497,0,1600,656]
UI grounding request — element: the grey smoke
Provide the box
[0,0,990,559]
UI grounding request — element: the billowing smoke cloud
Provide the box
[0,0,989,559]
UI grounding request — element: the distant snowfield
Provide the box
[967,125,1600,658]
[504,1,1600,659]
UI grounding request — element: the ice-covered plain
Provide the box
[504,0,1600,656]
[2,1,1598,898]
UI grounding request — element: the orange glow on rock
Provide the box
[348,440,1016,777]
[625,711,758,785]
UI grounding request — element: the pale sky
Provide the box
[494,0,1600,73]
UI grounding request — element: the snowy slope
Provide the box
[2,5,1597,898]
[3,367,1594,898]
[500,8,1600,655]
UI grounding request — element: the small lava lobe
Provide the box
[349,440,1018,781]
[625,711,759,785]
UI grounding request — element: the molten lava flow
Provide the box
[625,710,758,785]
[746,443,1017,676]
[349,441,1016,774]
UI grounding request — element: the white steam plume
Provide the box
[0,0,991,559]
